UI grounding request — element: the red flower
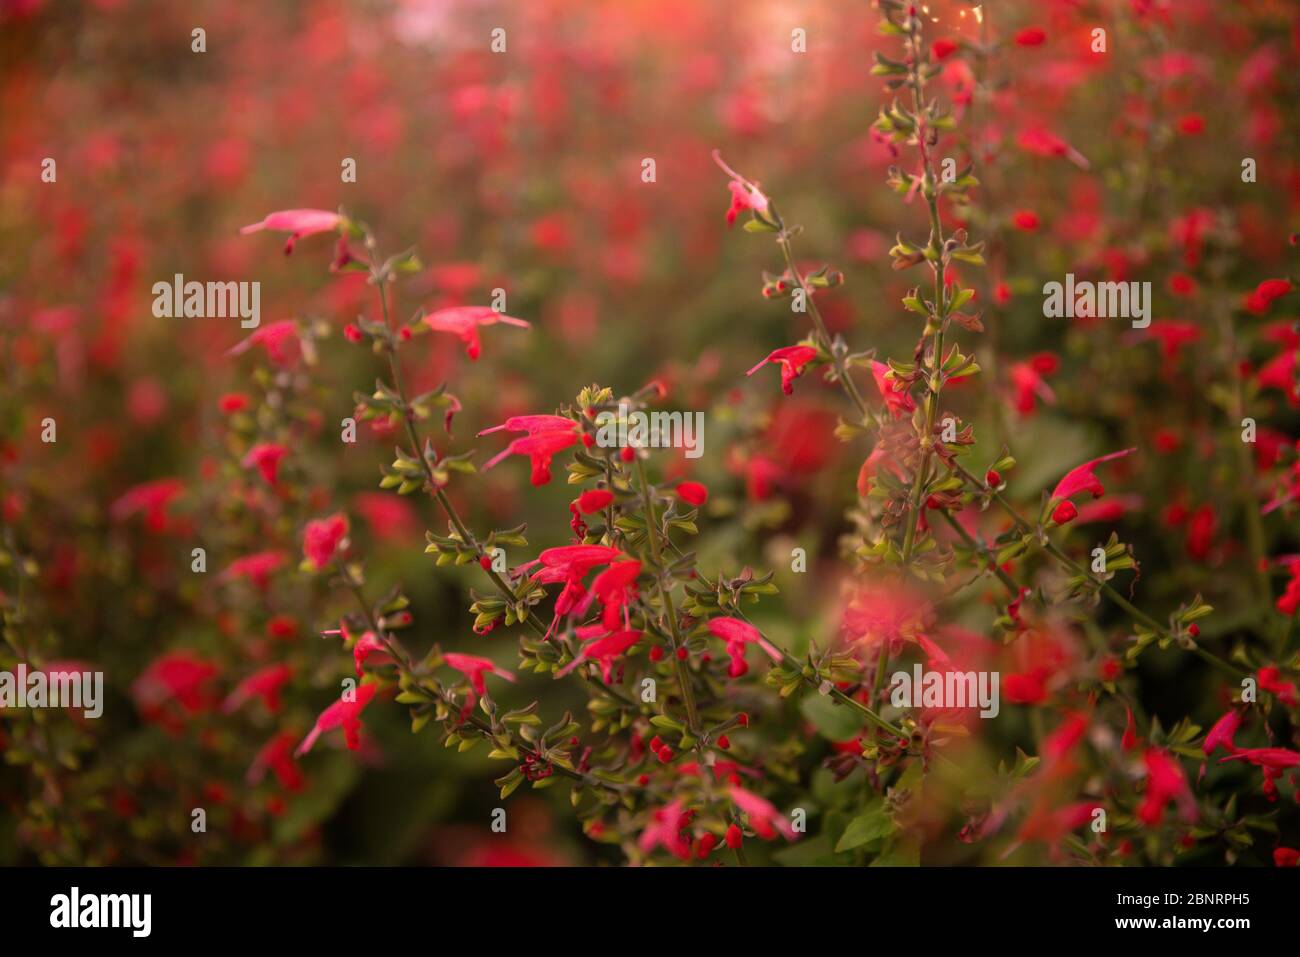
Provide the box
[483,428,579,486]
[871,360,916,418]
[1050,448,1136,503]
[1218,748,1300,770]
[303,512,349,570]
[226,320,301,367]
[218,392,251,413]
[110,478,185,533]
[1244,278,1292,315]
[1050,500,1078,525]
[240,208,343,255]
[675,481,709,506]
[422,306,531,360]
[577,559,642,630]
[555,626,643,682]
[1012,210,1040,231]
[248,732,305,791]
[1014,27,1047,46]
[1016,126,1089,169]
[241,442,288,486]
[1176,114,1205,135]
[747,345,819,395]
[443,652,516,706]
[639,799,693,860]
[1258,666,1299,706]
[730,785,796,840]
[571,489,613,514]
[712,150,769,227]
[1202,709,1241,756]
[479,414,575,438]
[1275,848,1300,867]
[295,683,379,756]
[221,550,287,589]
[707,617,783,678]
[223,664,293,715]
[1137,748,1196,826]
[931,38,959,60]
[132,652,220,725]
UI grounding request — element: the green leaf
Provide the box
[836,806,894,852]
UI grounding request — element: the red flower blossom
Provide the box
[240,208,343,255]
[639,799,693,860]
[1012,210,1040,231]
[712,150,769,227]
[222,550,287,589]
[443,653,516,706]
[223,664,293,715]
[483,428,579,486]
[1202,709,1241,756]
[675,481,709,506]
[132,651,220,725]
[110,478,185,533]
[1244,278,1293,315]
[1258,666,1299,706]
[706,617,783,678]
[422,306,531,360]
[1275,848,1300,867]
[303,512,349,570]
[1014,27,1046,46]
[241,442,288,486]
[1050,448,1137,504]
[248,731,305,791]
[295,683,379,756]
[730,785,796,840]
[931,38,958,59]
[555,626,643,682]
[747,345,819,396]
[1137,749,1196,826]
[1218,747,1300,770]
[226,320,301,367]
[871,360,916,418]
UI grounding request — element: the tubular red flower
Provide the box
[223,664,293,715]
[422,306,530,360]
[226,320,301,367]
[871,360,916,418]
[482,428,579,485]
[241,442,288,486]
[1203,709,1242,756]
[707,617,783,679]
[675,481,709,506]
[1050,448,1137,503]
[555,627,642,682]
[240,208,343,255]
[747,345,819,395]
[730,785,796,841]
[295,683,378,757]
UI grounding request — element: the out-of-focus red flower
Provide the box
[221,550,287,590]
[422,306,530,360]
[675,481,709,506]
[132,651,220,725]
[1244,278,1292,315]
[110,478,185,533]
[223,664,293,715]
[1014,27,1047,46]
[303,512,349,570]
[1137,749,1196,826]
[241,442,288,486]
[707,617,783,678]
[730,785,796,840]
[1257,666,1298,706]
[1203,709,1241,756]
[1012,210,1040,231]
[240,208,343,255]
[226,320,301,367]
[295,683,378,756]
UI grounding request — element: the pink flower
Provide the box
[351,631,391,677]
[241,442,288,486]
[1049,448,1136,503]
[221,550,287,589]
[483,429,579,486]
[479,414,576,437]
[871,361,916,418]
[295,683,379,757]
[747,345,819,396]
[303,512,349,570]
[422,306,530,360]
[730,785,796,840]
[706,617,783,679]
[226,320,301,367]
[223,664,293,715]
[240,208,343,255]
[110,478,185,533]
[712,150,769,227]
